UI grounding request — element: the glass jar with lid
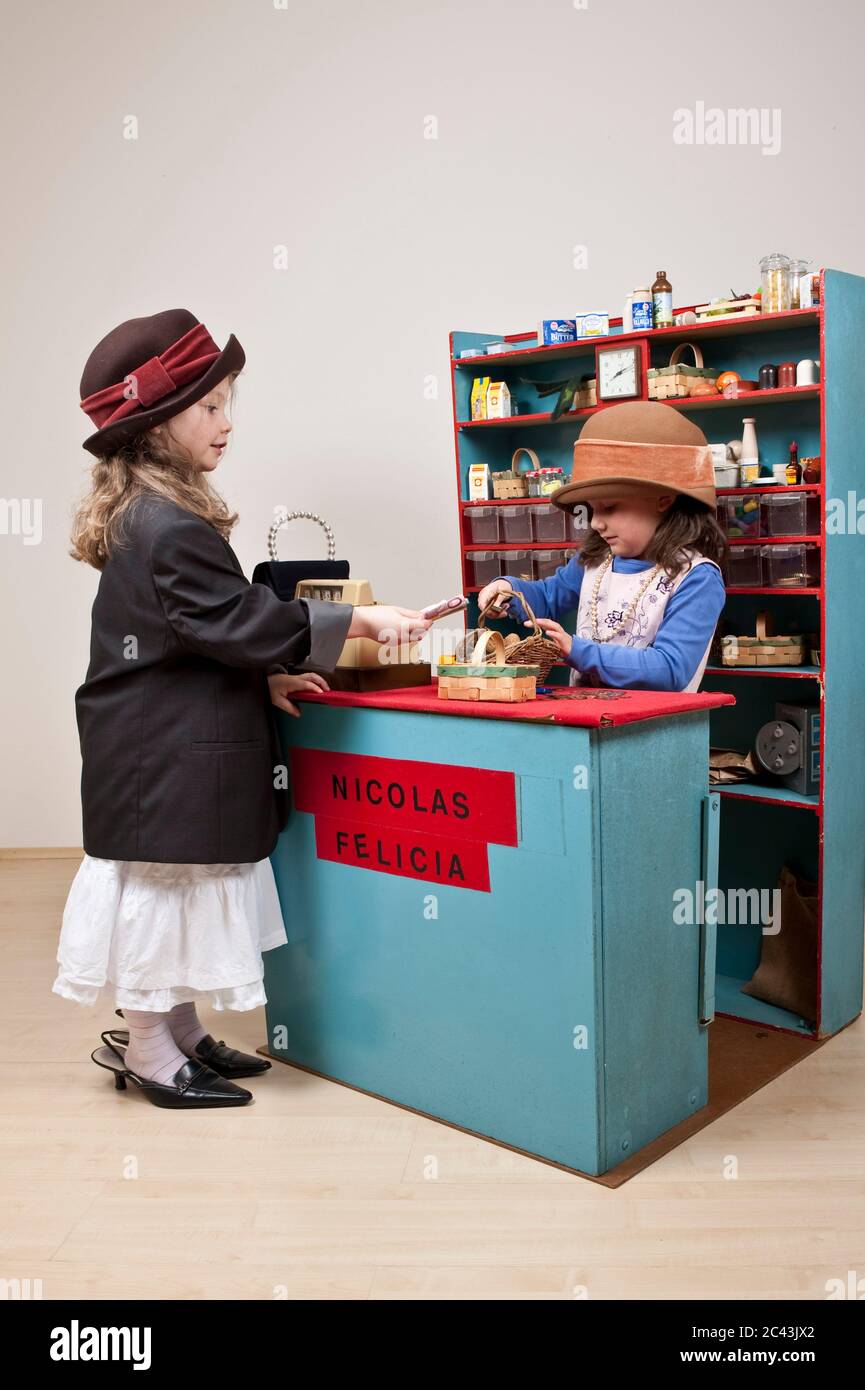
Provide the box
[760,253,792,313]
[789,258,811,310]
[537,467,566,497]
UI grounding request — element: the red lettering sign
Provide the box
[289,748,517,892]
[313,817,490,891]
[290,748,517,844]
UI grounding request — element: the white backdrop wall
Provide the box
[1,0,861,847]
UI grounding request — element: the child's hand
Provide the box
[477,579,513,613]
[534,617,573,658]
[349,605,431,644]
[267,671,330,717]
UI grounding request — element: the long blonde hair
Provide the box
[70,378,240,570]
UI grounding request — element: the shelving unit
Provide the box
[448,268,865,1043]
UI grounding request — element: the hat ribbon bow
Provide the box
[80,322,222,429]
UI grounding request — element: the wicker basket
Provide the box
[647,341,718,400]
[439,626,540,702]
[479,587,560,680]
[491,447,539,500]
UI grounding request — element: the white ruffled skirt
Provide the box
[52,854,288,1013]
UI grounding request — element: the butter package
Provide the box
[470,376,491,421]
[486,382,511,419]
[538,319,578,346]
[575,313,610,339]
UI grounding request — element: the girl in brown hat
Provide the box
[478,402,728,692]
[56,309,431,1109]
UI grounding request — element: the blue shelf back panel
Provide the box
[711,796,819,987]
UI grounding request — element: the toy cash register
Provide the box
[294,577,432,690]
[255,511,437,690]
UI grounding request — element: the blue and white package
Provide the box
[631,295,653,330]
[538,319,578,346]
[575,312,610,339]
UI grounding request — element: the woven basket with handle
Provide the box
[647,341,718,400]
[491,447,539,500]
[479,587,560,680]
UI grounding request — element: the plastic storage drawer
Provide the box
[761,492,820,537]
[501,506,534,544]
[534,550,562,581]
[504,549,536,582]
[762,543,820,587]
[726,545,763,587]
[467,507,501,545]
[532,504,568,543]
[470,551,503,587]
[719,493,762,540]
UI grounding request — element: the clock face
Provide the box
[598,346,640,399]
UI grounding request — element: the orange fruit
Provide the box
[716,370,742,392]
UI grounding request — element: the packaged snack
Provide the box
[486,382,511,419]
[471,377,491,421]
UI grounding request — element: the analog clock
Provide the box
[597,344,642,401]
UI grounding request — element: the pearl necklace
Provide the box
[590,553,663,642]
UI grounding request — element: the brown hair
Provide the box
[70,377,240,570]
[577,493,729,577]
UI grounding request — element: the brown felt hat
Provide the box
[79,308,245,456]
[552,400,716,513]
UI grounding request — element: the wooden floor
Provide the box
[2,855,864,1301]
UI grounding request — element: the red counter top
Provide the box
[293,682,735,728]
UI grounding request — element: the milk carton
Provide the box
[485,382,511,419]
[468,464,491,500]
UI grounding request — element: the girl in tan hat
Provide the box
[478,402,728,692]
[57,309,431,1109]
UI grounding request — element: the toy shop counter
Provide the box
[263,681,736,1178]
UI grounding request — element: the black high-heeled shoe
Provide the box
[91,1032,253,1108]
[112,1008,272,1079]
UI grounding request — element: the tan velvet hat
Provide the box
[552,400,716,513]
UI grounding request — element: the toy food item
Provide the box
[471,377,490,421]
[716,370,741,392]
[486,381,511,419]
[721,494,761,539]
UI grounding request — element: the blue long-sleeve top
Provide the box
[497,555,727,691]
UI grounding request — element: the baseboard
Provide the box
[0,847,83,860]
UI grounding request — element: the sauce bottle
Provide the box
[786,441,801,485]
[651,271,673,329]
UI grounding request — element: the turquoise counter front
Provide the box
[263,683,734,1178]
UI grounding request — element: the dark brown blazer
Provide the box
[74,493,351,863]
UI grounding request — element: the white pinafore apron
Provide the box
[52,856,288,1013]
[571,549,722,693]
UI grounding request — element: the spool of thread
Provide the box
[758,363,778,390]
[778,361,797,388]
